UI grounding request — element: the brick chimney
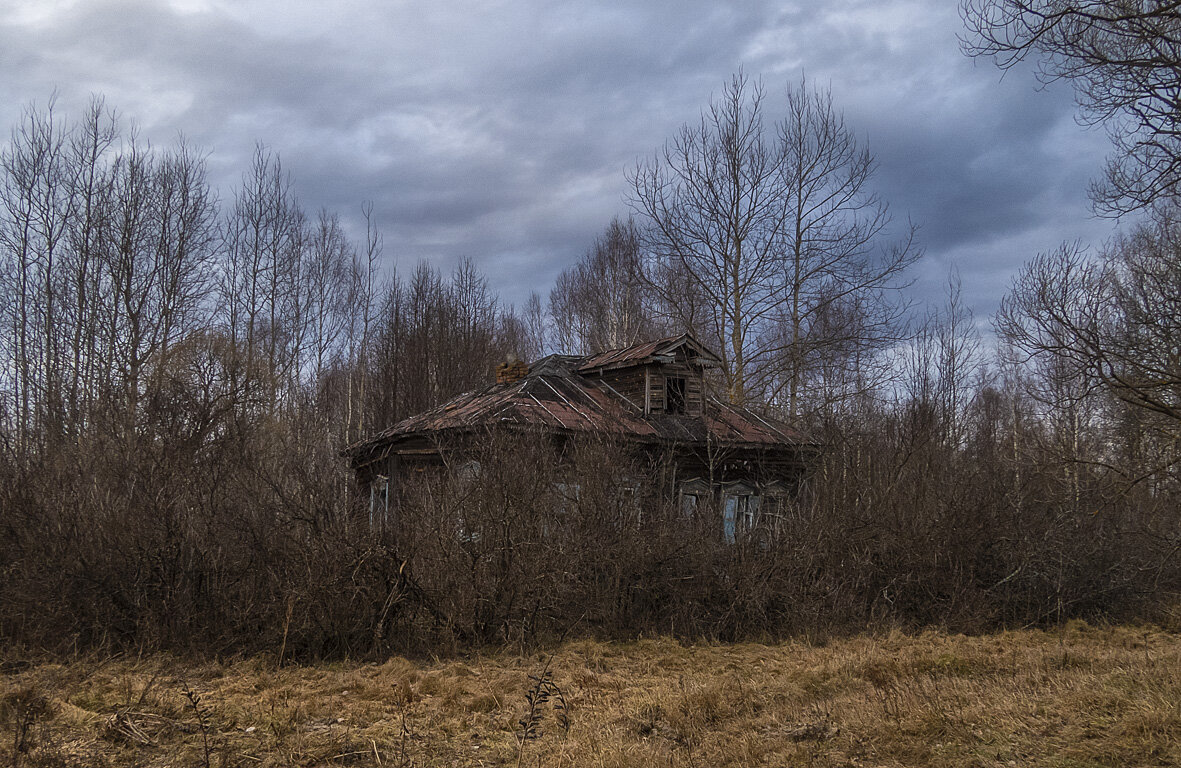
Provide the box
[495,354,530,385]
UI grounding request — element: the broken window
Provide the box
[759,482,789,532]
[679,478,709,519]
[369,474,390,530]
[619,483,642,523]
[456,460,481,486]
[722,483,759,543]
[553,482,582,514]
[666,375,687,413]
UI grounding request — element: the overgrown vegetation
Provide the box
[2,624,1179,767]
[1,87,1178,660]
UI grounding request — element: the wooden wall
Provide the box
[597,360,706,416]
[597,366,648,411]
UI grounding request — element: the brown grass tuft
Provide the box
[2,623,1180,767]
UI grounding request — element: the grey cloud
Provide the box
[0,0,1123,323]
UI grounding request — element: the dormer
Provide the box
[577,333,721,416]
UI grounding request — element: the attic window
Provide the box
[666,376,687,414]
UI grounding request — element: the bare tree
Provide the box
[0,97,76,449]
[519,290,547,361]
[1104,206,1181,426]
[343,202,383,443]
[933,272,983,446]
[305,209,353,390]
[961,0,1181,214]
[98,135,217,433]
[366,259,521,426]
[63,97,118,433]
[995,206,1181,523]
[549,217,652,354]
[218,146,306,412]
[629,73,916,411]
[629,73,789,406]
[771,81,918,417]
[0,98,218,453]
[997,219,1181,434]
[900,272,984,447]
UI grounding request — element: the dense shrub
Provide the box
[2,411,1176,660]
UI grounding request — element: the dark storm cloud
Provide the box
[0,0,1120,320]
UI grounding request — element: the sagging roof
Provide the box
[578,332,722,373]
[346,335,808,467]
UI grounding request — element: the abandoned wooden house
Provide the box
[345,333,815,541]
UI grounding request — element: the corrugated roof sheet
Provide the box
[577,332,721,372]
[346,338,810,465]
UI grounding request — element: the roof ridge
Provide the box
[589,332,687,358]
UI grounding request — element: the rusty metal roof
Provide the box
[577,332,722,372]
[346,339,810,465]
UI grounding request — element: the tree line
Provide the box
[0,97,541,460]
[0,55,1178,657]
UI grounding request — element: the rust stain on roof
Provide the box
[346,336,809,465]
[577,332,722,372]
[578,338,670,371]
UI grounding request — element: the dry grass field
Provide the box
[2,621,1179,767]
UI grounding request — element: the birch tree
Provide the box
[219,146,305,412]
[629,73,790,406]
[549,217,651,355]
[630,73,917,411]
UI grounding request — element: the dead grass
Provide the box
[2,621,1179,767]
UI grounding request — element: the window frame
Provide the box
[369,474,390,530]
[665,375,687,413]
[722,482,760,543]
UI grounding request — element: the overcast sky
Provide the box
[0,0,1121,326]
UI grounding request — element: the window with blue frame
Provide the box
[722,483,759,543]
